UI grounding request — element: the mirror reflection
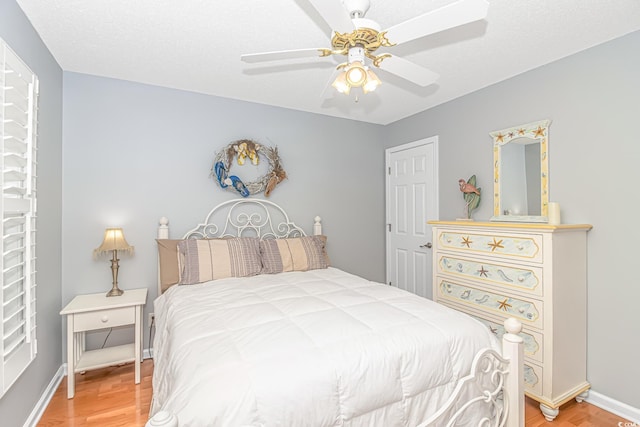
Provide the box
[490,120,550,222]
[500,140,541,216]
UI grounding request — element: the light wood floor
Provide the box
[38,361,631,426]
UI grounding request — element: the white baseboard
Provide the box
[24,348,153,427]
[23,364,65,427]
[587,390,640,424]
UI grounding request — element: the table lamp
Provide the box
[94,227,134,297]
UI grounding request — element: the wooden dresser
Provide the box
[429,220,592,421]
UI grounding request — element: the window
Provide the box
[0,38,39,397]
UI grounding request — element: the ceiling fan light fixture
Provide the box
[331,72,351,95]
[362,68,381,94]
[345,61,367,87]
[333,60,381,95]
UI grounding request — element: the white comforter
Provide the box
[150,268,500,427]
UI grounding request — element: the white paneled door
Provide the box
[385,137,438,299]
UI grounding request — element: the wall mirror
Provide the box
[489,119,550,222]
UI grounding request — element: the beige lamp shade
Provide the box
[94,228,134,256]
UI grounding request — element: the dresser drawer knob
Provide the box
[101,315,109,323]
[518,276,525,282]
[517,244,524,250]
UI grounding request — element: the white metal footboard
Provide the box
[146,317,524,427]
[418,317,524,427]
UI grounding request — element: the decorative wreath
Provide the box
[211,139,287,197]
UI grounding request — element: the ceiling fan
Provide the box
[241,0,489,96]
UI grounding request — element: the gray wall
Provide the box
[62,73,386,350]
[0,1,63,426]
[383,30,640,409]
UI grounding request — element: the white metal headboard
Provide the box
[158,199,321,240]
[157,199,322,294]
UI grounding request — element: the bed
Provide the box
[146,199,524,427]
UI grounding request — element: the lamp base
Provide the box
[106,287,124,297]
[106,250,124,297]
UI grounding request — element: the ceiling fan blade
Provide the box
[241,48,326,63]
[377,56,439,87]
[308,0,355,34]
[385,0,489,45]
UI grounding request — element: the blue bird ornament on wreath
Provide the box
[212,140,287,197]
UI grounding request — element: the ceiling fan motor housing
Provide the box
[348,46,366,63]
[343,0,371,18]
[332,2,388,59]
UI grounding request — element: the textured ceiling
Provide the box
[17,0,640,125]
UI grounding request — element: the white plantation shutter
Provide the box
[0,39,38,397]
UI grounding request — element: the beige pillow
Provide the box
[260,235,329,274]
[156,239,182,293]
[178,237,262,285]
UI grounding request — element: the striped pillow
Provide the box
[260,236,329,274]
[177,237,262,285]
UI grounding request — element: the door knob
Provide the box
[420,242,433,249]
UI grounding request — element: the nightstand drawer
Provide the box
[73,307,134,332]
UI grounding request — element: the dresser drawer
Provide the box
[436,229,543,263]
[439,297,544,396]
[524,362,543,396]
[73,307,135,332]
[435,253,543,297]
[466,310,544,364]
[436,276,543,328]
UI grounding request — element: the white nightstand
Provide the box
[60,288,147,398]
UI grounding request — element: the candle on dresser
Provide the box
[548,202,561,225]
